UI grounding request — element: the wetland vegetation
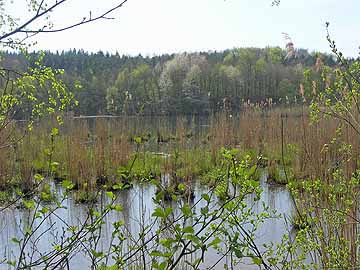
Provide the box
[1,103,360,269]
[0,0,360,269]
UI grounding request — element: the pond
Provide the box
[0,173,293,270]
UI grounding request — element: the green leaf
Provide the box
[91,249,104,258]
[62,180,74,190]
[234,248,242,258]
[159,238,174,249]
[209,237,221,247]
[178,183,185,192]
[6,260,16,267]
[106,191,115,200]
[40,207,49,215]
[183,226,194,234]
[252,257,262,266]
[112,183,124,190]
[150,250,163,257]
[23,200,35,210]
[159,262,167,270]
[34,173,44,182]
[181,204,192,217]
[185,234,201,245]
[152,207,165,218]
[164,207,172,217]
[44,148,51,156]
[201,206,209,215]
[152,207,172,218]
[11,237,20,244]
[51,128,59,136]
[114,204,123,212]
[201,193,210,202]
[248,165,257,177]
[134,136,142,144]
[51,161,59,171]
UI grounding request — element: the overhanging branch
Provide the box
[0,0,129,44]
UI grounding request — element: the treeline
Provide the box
[1,47,341,116]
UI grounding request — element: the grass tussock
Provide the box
[0,106,359,203]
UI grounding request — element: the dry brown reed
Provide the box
[0,147,12,190]
[0,124,15,189]
[0,108,359,265]
[94,119,108,184]
[66,120,95,190]
[0,107,359,202]
[176,117,186,146]
[17,136,36,193]
[208,113,236,164]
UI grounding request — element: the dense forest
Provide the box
[1,47,343,116]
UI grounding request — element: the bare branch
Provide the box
[0,0,129,43]
[36,0,47,16]
[0,0,67,42]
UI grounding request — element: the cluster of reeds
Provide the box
[0,107,359,203]
[66,121,94,191]
[0,147,12,190]
[1,106,359,269]
[60,119,133,201]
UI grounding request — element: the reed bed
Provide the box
[0,107,357,268]
[0,106,358,200]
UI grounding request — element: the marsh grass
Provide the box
[16,137,36,193]
[94,118,108,184]
[66,120,95,191]
[1,107,359,204]
[0,147,13,190]
[1,109,359,269]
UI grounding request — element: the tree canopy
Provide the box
[1,46,340,116]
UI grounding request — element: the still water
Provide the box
[0,173,293,270]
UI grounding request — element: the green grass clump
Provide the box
[0,190,12,204]
[267,164,294,185]
[74,190,98,204]
[129,152,163,180]
[155,181,194,202]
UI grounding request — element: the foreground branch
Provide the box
[0,0,129,44]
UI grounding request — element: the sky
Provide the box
[9,0,360,57]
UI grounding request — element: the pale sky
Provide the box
[11,0,360,57]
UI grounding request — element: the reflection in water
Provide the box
[0,174,293,270]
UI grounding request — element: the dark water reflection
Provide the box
[0,174,293,270]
